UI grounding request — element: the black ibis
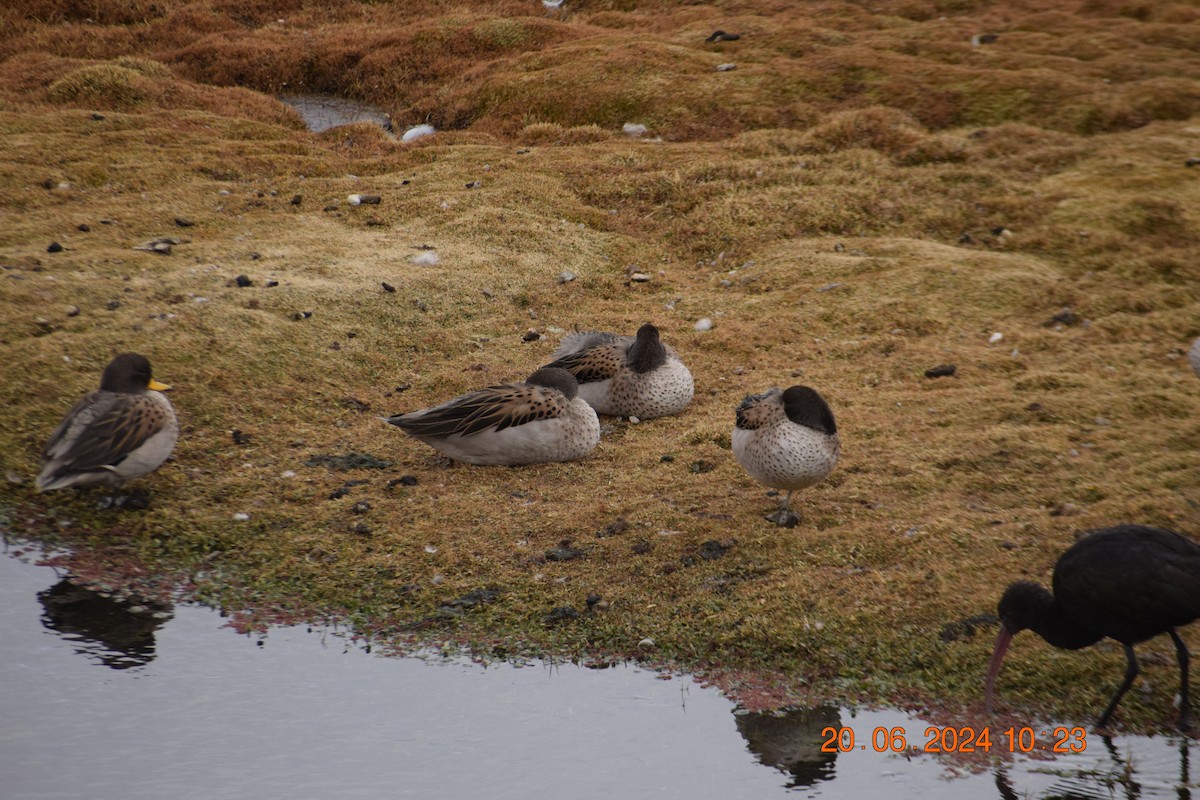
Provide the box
[985,524,1200,729]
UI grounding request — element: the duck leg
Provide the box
[764,490,800,528]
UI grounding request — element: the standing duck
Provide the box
[37,353,179,492]
[384,367,599,466]
[543,323,693,419]
[732,385,839,527]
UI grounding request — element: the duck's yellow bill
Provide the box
[149,379,172,391]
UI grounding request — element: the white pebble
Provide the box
[348,193,363,206]
[424,545,439,553]
[622,122,648,137]
[402,124,436,143]
[694,317,714,332]
[638,637,656,649]
[280,470,296,478]
[988,331,1004,343]
[232,512,250,521]
[411,251,440,266]
[628,416,641,424]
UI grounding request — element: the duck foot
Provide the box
[764,508,800,528]
[96,489,152,511]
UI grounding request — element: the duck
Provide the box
[732,385,839,527]
[383,367,599,466]
[37,353,179,492]
[543,323,693,419]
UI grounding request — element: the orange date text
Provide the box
[818,725,1087,754]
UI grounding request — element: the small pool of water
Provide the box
[2,543,1196,799]
[278,94,391,133]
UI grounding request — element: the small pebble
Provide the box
[638,637,655,649]
[381,282,397,293]
[628,272,652,282]
[988,332,1004,343]
[291,195,303,205]
[622,122,648,137]
[557,270,576,284]
[280,470,296,478]
[411,251,439,266]
[66,305,80,317]
[694,317,714,332]
[233,512,251,521]
[628,415,640,424]
[77,224,90,232]
[265,280,279,287]
[234,274,253,287]
[522,329,541,342]
[174,216,194,227]
[715,63,736,72]
[106,300,121,310]
[47,242,63,253]
[348,194,382,206]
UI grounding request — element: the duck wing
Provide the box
[388,383,571,437]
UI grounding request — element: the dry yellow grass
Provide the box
[1,0,1199,728]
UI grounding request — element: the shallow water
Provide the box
[278,94,391,133]
[2,545,1197,799]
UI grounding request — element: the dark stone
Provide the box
[47,242,63,253]
[698,540,734,560]
[106,300,121,310]
[381,282,397,293]
[352,522,372,536]
[234,274,253,287]
[924,364,957,379]
[77,224,91,232]
[292,311,313,320]
[443,589,500,609]
[265,280,279,287]
[1187,158,1200,168]
[1045,308,1078,326]
[521,329,541,342]
[545,540,586,562]
[291,195,303,205]
[585,594,602,610]
[705,30,741,42]
[631,539,652,554]
[660,454,676,463]
[231,429,252,445]
[388,475,420,488]
[596,517,629,538]
[329,488,350,500]
[351,501,371,514]
[174,217,194,227]
[939,613,998,642]
[90,112,105,121]
[544,606,581,625]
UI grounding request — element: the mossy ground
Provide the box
[1,0,1199,732]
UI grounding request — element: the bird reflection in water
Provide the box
[734,705,841,788]
[994,735,1193,800]
[38,578,173,670]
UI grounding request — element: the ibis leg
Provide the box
[1169,629,1192,731]
[1096,644,1139,729]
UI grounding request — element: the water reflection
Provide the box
[38,578,173,670]
[996,735,1193,800]
[735,705,841,788]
